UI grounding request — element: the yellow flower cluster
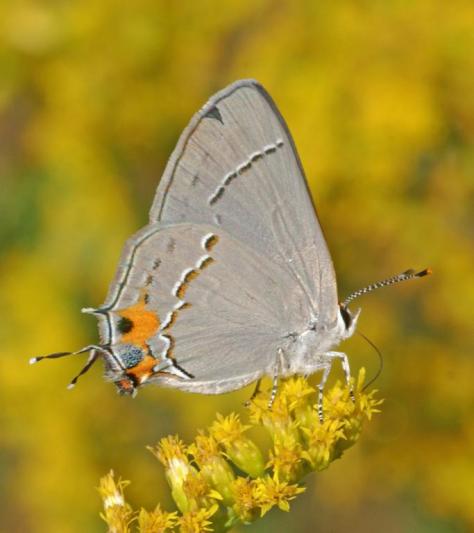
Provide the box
[99,369,381,532]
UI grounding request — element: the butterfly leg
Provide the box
[322,351,355,401]
[268,373,279,410]
[267,348,286,409]
[244,379,262,407]
[317,351,354,422]
[317,363,332,423]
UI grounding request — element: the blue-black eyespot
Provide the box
[120,345,144,369]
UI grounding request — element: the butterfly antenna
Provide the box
[30,344,107,388]
[342,268,432,308]
[357,330,384,391]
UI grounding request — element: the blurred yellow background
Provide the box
[1,1,473,532]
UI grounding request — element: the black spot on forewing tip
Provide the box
[204,106,224,125]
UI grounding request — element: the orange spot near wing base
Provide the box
[126,354,158,384]
[118,295,160,349]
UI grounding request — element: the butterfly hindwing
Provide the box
[98,223,308,391]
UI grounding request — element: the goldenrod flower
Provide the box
[176,505,217,533]
[266,434,306,482]
[98,369,381,532]
[148,436,195,513]
[148,435,223,515]
[98,471,134,533]
[253,475,305,516]
[137,505,177,533]
[209,413,265,478]
[229,477,259,524]
[188,434,236,506]
[301,419,346,470]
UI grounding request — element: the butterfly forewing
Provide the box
[149,79,339,327]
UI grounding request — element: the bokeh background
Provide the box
[1,1,473,532]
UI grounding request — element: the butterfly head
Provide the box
[338,268,431,341]
[338,303,360,340]
[114,374,139,397]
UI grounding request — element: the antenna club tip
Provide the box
[417,267,432,277]
[29,357,39,365]
[67,383,76,390]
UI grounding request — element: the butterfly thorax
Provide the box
[281,306,359,377]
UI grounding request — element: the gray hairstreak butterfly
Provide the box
[31,79,430,419]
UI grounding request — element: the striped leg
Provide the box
[267,348,286,409]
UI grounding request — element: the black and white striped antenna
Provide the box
[342,268,432,308]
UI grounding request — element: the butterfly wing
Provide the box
[97,223,307,392]
[149,79,339,327]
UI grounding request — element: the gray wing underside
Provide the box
[149,79,339,327]
[101,223,306,392]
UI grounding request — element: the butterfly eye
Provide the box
[339,305,353,330]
